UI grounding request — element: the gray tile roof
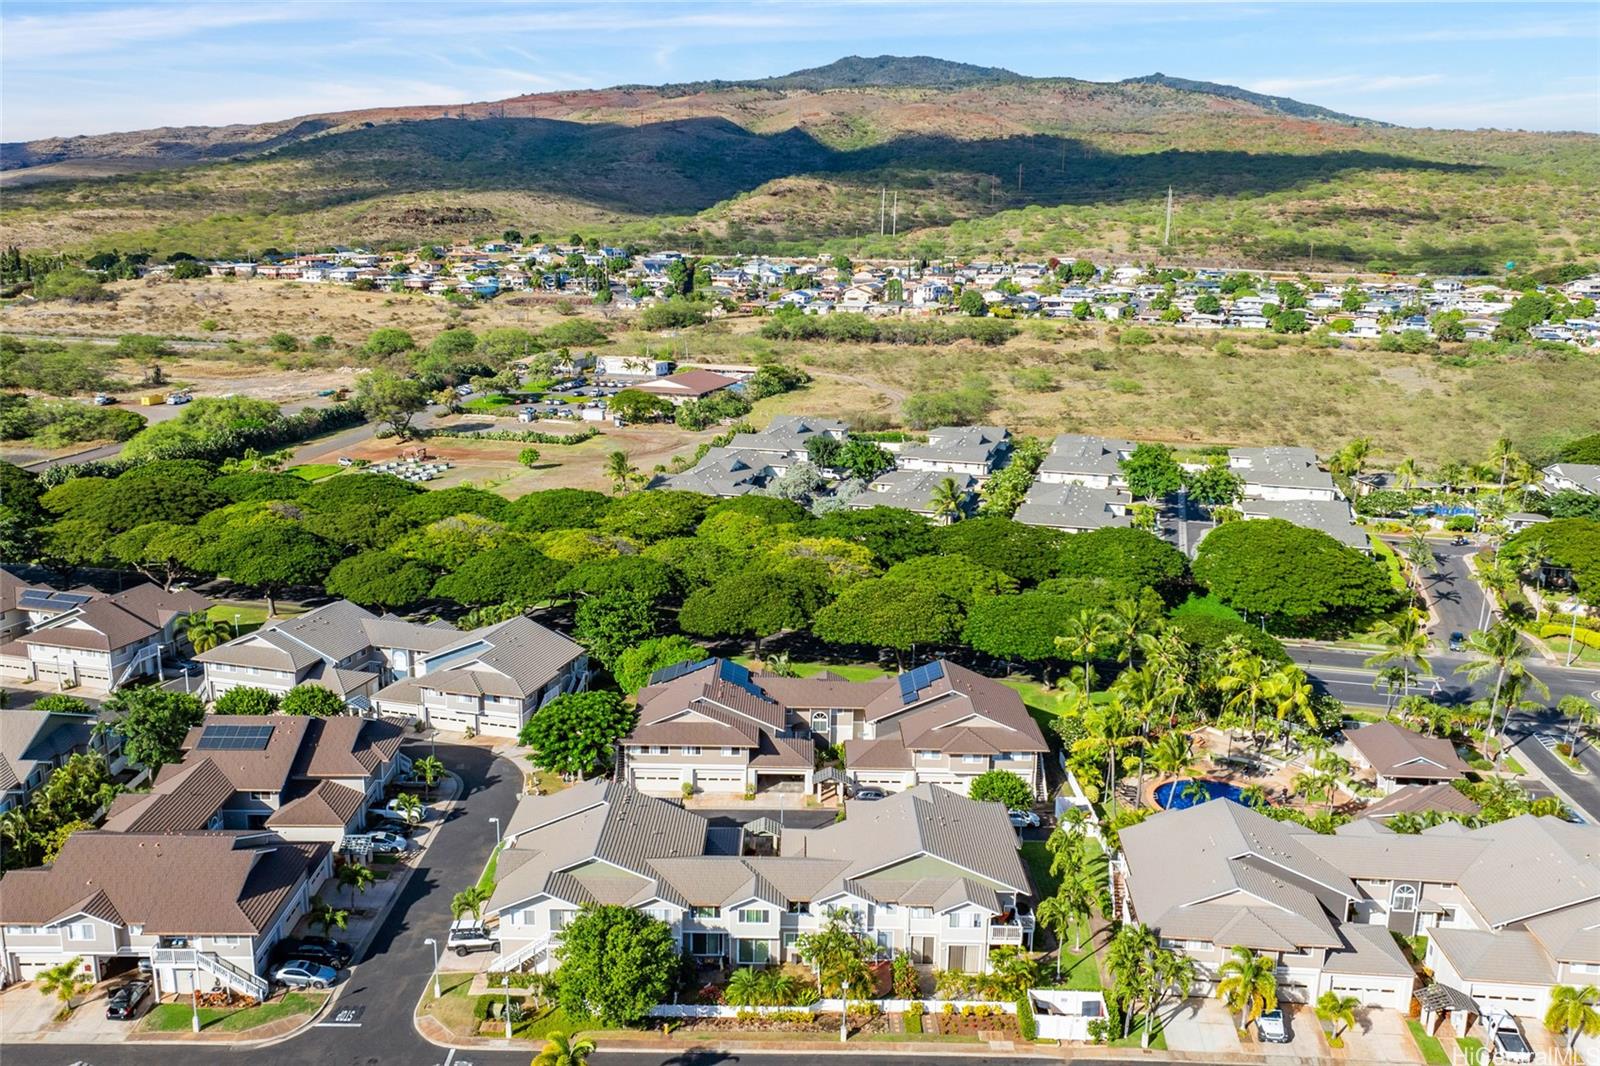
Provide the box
[1037,433,1133,480]
[897,426,1010,468]
[419,616,585,698]
[849,469,976,517]
[0,709,96,795]
[1015,482,1131,531]
[1236,499,1367,550]
[1455,815,1600,927]
[1358,783,1481,820]
[1323,923,1415,977]
[648,448,772,496]
[1430,927,1557,985]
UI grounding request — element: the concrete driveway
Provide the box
[1163,996,1243,1055]
[1337,1006,1420,1063]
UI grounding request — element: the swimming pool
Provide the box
[1153,778,1265,810]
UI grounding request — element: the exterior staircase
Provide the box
[488,934,550,974]
[152,947,271,1001]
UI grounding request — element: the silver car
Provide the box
[271,959,337,989]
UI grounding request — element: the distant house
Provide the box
[0,583,212,693]
[1014,482,1132,533]
[1543,463,1600,497]
[849,469,977,524]
[1234,498,1369,553]
[0,569,99,643]
[895,426,1011,478]
[726,416,848,466]
[647,448,777,497]
[1034,434,1134,489]
[0,708,123,813]
[1229,446,1341,502]
[632,369,740,406]
[1345,722,1470,794]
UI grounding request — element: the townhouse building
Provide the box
[0,582,212,692]
[1345,722,1470,795]
[485,779,1035,975]
[893,426,1012,479]
[1543,463,1600,497]
[648,448,779,496]
[0,831,330,997]
[848,469,977,524]
[1014,481,1132,533]
[1034,434,1135,489]
[620,658,1048,800]
[0,568,99,643]
[98,713,409,842]
[1228,446,1341,502]
[0,707,124,813]
[1117,799,1600,1021]
[199,601,587,735]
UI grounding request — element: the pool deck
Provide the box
[1140,728,1365,814]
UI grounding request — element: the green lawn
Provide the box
[141,992,323,1033]
[463,394,517,413]
[1456,1036,1484,1061]
[1020,843,1103,991]
[1502,755,1527,775]
[1407,1018,1452,1066]
[478,841,502,892]
[1110,1015,1168,1050]
[285,463,343,481]
[204,602,302,636]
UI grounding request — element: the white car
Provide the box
[1256,1009,1289,1043]
[1008,810,1042,829]
[361,830,411,854]
[271,959,337,989]
[446,920,500,957]
[369,799,425,825]
[1488,1014,1533,1063]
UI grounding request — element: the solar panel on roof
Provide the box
[900,661,945,704]
[649,657,714,685]
[196,724,275,751]
[17,590,93,610]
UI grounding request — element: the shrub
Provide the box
[1016,995,1037,1040]
[904,1001,924,1034]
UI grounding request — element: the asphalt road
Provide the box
[1405,538,1493,642]
[1506,709,1600,823]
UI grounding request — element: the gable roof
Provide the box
[0,709,97,793]
[21,584,211,652]
[0,832,326,935]
[1347,722,1469,781]
[1358,783,1481,820]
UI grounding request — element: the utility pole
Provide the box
[891,191,898,237]
[879,187,886,237]
[1163,185,1173,248]
[990,177,997,205]
[1017,163,1024,193]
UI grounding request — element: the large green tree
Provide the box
[1119,443,1183,501]
[324,550,435,609]
[100,687,204,773]
[281,685,348,717]
[810,579,965,662]
[353,368,429,439]
[430,543,570,607]
[1055,526,1189,600]
[679,566,827,653]
[573,588,658,669]
[612,636,705,694]
[1192,519,1395,632]
[553,904,678,1026]
[962,591,1078,666]
[519,691,636,779]
[202,522,339,616]
[968,768,1034,810]
[930,516,1062,583]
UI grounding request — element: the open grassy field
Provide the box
[7,278,1597,470]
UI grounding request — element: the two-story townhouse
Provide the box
[371,616,587,737]
[843,661,1049,798]
[1119,799,1600,1023]
[1014,481,1132,533]
[0,708,124,813]
[1344,722,1470,795]
[0,568,99,643]
[97,714,408,842]
[197,600,462,708]
[484,779,1033,976]
[1543,463,1600,497]
[1231,500,1369,553]
[0,831,330,996]
[1228,446,1341,502]
[646,448,778,497]
[725,416,849,467]
[1,583,211,692]
[848,470,977,525]
[894,427,1011,479]
[1034,434,1135,488]
[623,659,814,796]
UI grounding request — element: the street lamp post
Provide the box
[191,980,201,1033]
[503,975,512,1040]
[423,937,441,998]
[489,816,502,844]
[839,979,849,1043]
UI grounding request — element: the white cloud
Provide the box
[2,4,306,61]
[1369,91,1600,133]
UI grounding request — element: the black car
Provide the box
[106,980,151,1020]
[274,936,352,968]
[1449,631,1466,651]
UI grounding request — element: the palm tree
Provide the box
[37,957,93,1015]
[1456,621,1548,759]
[1146,731,1197,786]
[338,862,376,908]
[1394,457,1421,492]
[1544,984,1600,1051]
[928,476,966,523]
[1217,946,1278,1032]
[533,1031,597,1066]
[412,754,446,798]
[1316,991,1360,1044]
[1216,646,1272,744]
[1034,893,1076,978]
[1044,839,1109,951]
[451,884,493,922]
[309,897,349,936]
[1238,783,1269,809]
[1106,924,1160,1040]
[1056,609,1111,700]
[724,966,767,1005]
[394,791,425,826]
[182,611,231,652]
[1145,947,1198,1048]
[1403,532,1435,583]
[1365,610,1432,707]
[1559,695,1600,755]
[1106,596,1162,663]
[1077,696,1140,811]
[1267,664,1317,753]
[604,451,637,495]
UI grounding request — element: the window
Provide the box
[550,909,576,931]
[627,746,643,755]
[5,925,39,935]
[947,911,963,929]
[1573,962,1600,975]
[646,907,675,923]
[737,908,770,924]
[682,746,701,756]
[962,754,985,765]
[735,938,774,965]
[685,932,724,956]
[514,907,538,926]
[212,936,241,948]
[722,746,738,757]
[66,923,93,941]
[909,907,933,919]
[690,906,720,919]
[1390,884,1417,913]
[878,904,896,916]
[788,902,811,914]
[652,745,669,755]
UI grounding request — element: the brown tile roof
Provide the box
[19,584,211,653]
[297,716,405,778]
[101,758,234,833]
[180,715,311,793]
[1359,783,1481,820]
[0,832,326,936]
[755,674,893,709]
[267,780,366,828]
[1346,722,1469,781]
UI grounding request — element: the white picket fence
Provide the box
[649,997,1018,1019]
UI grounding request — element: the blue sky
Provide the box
[3,1,1596,141]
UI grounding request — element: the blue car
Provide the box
[271,959,338,989]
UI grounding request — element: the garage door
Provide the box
[695,771,744,789]
[12,957,59,980]
[630,770,680,791]
[1475,991,1539,1017]
[1328,978,1403,1008]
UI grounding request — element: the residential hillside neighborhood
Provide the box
[108,243,1600,347]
